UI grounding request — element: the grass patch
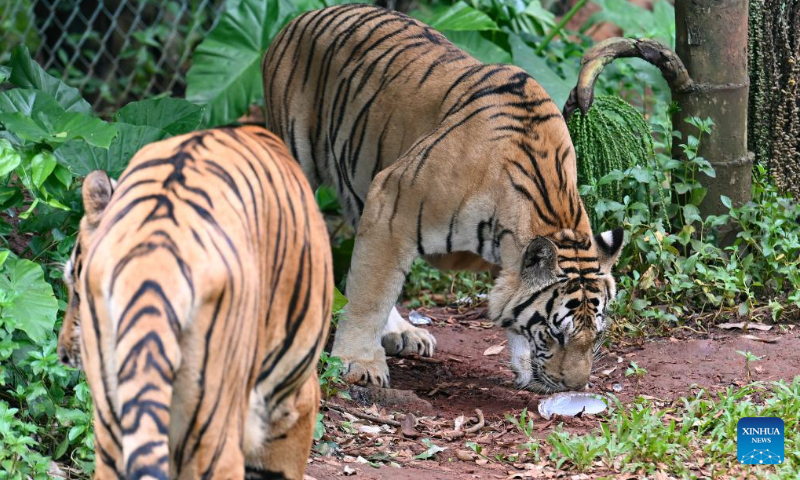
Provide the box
[534,379,800,478]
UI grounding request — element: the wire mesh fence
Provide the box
[1,0,226,115]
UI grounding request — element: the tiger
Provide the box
[56,126,332,479]
[262,4,625,393]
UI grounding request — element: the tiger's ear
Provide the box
[594,227,625,273]
[520,237,557,283]
[82,170,115,233]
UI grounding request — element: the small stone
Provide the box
[612,383,624,392]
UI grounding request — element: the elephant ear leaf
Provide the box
[0,257,59,344]
[0,89,117,148]
[115,98,204,136]
[7,45,92,114]
[186,0,301,127]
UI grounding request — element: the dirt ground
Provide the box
[306,305,800,479]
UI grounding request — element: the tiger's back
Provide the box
[59,126,332,479]
[263,4,579,229]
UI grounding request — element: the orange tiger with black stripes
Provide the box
[57,126,332,479]
[263,4,624,393]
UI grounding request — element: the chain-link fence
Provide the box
[1,0,226,115]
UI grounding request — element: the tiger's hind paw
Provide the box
[381,307,437,357]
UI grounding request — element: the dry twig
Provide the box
[324,402,402,427]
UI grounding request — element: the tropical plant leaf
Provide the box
[30,151,57,189]
[55,123,165,178]
[0,257,59,343]
[509,34,573,108]
[115,98,204,136]
[443,30,511,64]
[333,287,348,313]
[0,66,10,84]
[412,1,498,31]
[7,45,91,114]
[186,0,299,127]
[0,139,21,178]
[0,89,117,148]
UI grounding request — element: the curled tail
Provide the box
[114,277,188,479]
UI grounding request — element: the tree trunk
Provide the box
[673,0,752,244]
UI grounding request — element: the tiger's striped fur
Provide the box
[57,126,332,479]
[262,5,624,392]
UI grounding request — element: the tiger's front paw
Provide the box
[381,307,437,357]
[337,350,390,387]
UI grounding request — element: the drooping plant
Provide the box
[566,94,654,226]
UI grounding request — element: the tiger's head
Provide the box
[490,228,624,393]
[58,171,116,369]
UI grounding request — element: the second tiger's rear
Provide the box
[58,126,332,479]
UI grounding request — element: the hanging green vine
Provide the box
[567,94,655,226]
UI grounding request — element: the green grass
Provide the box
[502,379,800,478]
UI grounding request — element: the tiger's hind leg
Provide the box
[245,373,320,480]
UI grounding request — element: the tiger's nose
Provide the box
[562,374,589,391]
[57,346,71,366]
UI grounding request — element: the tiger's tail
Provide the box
[113,264,190,479]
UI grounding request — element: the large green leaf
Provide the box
[186,0,292,127]
[7,45,91,114]
[115,98,204,136]
[55,123,165,178]
[332,287,348,313]
[443,30,511,64]
[509,34,573,108]
[0,139,21,178]
[30,151,57,189]
[412,1,498,31]
[0,257,59,343]
[0,66,10,84]
[0,89,117,148]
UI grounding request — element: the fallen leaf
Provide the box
[455,450,474,461]
[454,415,466,431]
[358,425,381,434]
[476,458,489,465]
[399,413,419,438]
[600,367,617,377]
[483,345,505,356]
[741,334,778,343]
[718,322,772,331]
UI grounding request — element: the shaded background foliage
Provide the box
[0,0,226,115]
